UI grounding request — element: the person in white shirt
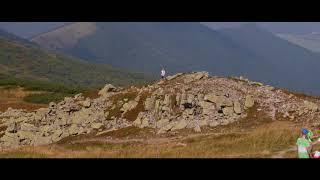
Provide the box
[161,68,166,79]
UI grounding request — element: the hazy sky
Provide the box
[1,22,320,38]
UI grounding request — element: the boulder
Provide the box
[187,94,195,104]
[98,84,116,97]
[156,118,170,128]
[222,107,234,116]
[265,86,275,91]
[0,133,20,147]
[209,121,220,127]
[244,95,254,108]
[121,100,138,113]
[51,129,63,142]
[6,122,18,133]
[249,82,263,86]
[199,120,208,127]
[166,73,183,81]
[154,100,161,113]
[157,122,176,134]
[184,71,209,83]
[91,123,104,129]
[199,101,214,115]
[233,101,242,114]
[184,108,194,116]
[171,120,188,131]
[163,94,173,108]
[39,125,51,137]
[133,113,143,126]
[104,111,110,119]
[35,108,49,121]
[17,131,35,141]
[68,124,79,135]
[204,94,233,108]
[140,118,149,128]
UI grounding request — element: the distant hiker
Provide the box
[161,68,166,79]
[296,128,312,158]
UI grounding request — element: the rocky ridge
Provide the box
[0,71,320,149]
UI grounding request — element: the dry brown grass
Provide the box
[0,121,301,158]
[0,102,47,112]
[82,89,100,99]
[0,86,47,111]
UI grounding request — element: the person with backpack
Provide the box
[296,128,313,158]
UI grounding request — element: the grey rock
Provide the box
[233,101,242,114]
[244,95,254,108]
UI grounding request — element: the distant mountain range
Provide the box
[27,22,320,95]
[277,33,320,53]
[0,31,153,88]
[2,22,320,95]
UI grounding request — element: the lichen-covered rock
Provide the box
[204,94,233,108]
[199,101,214,115]
[98,84,116,97]
[68,124,80,135]
[91,123,104,129]
[233,101,242,115]
[121,100,138,113]
[245,95,254,108]
[144,97,155,111]
[222,107,234,116]
[171,120,188,131]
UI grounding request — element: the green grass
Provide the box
[0,152,49,158]
[0,73,83,94]
[23,92,74,104]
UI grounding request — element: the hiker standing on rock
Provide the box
[161,68,166,80]
[296,129,313,158]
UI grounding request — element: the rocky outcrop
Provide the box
[1,72,320,149]
[0,86,131,149]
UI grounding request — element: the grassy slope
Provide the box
[0,37,153,88]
